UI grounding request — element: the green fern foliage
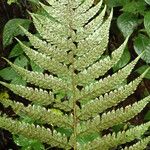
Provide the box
[0,0,150,149]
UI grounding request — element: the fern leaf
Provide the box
[78,74,144,120]
[122,136,150,150]
[75,10,112,60]
[40,1,69,24]
[76,5,106,41]
[74,0,95,15]
[77,37,128,85]
[73,0,103,28]
[4,59,70,92]
[0,115,71,149]
[17,39,70,78]
[79,95,150,136]
[78,54,141,101]
[0,81,54,105]
[0,98,72,128]
[30,13,75,49]
[83,122,150,150]
[20,26,71,64]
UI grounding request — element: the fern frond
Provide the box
[4,59,70,92]
[39,1,69,24]
[74,0,95,15]
[30,13,75,49]
[0,115,71,149]
[77,37,128,85]
[75,10,112,60]
[78,73,144,120]
[76,5,106,41]
[122,136,150,150]
[82,122,150,150]
[78,95,150,136]
[20,26,71,64]
[17,39,70,78]
[0,81,54,105]
[0,98,72,128]
[73,0,103,28]
[79,55,141,101]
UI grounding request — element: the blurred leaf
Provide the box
[9,42,30,58]
[136,65,150,79]
[28,0,40,3]
[106,0,129,7]
[144,12,150,37]
[144,111,150,121]
[117,13,139,37]
[145,0,150,5]
[14,55,28,68]
[113,48,131,72]
[56,127,72,137]
[0,67,18,80]
[122,1,146,15]
[30,61,44,73]
[134,34,150,63]
[13,135,45,150]
[77,132,100,144]
[3,19,31,47]
[112,124,125,133]
[11,76,26,86]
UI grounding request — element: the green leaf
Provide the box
[28,0,40,3]
[30,61,44,73]
[9,42,30,58]
[14,55,28,68]
[134,34,150,63]
[13,135,45,150]
[144,111,150,121]
[11,76,26,86]
[3,19,31,47]
[144,12,150,37]
[145,0,150,5]
[136,65,150,79]
[113,48,131,72]
[122,1,146,15]
[0,67,18,80]
[106,0,129,7]
[0,66,26,85]
[117,13,139,37]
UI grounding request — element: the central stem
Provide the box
[67,1,78,149]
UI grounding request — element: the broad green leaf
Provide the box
[144,12,150,37]
[113,48,131,72]
[144,111,150,121]
[13,135,45,150]
[9,42,30,58]
[117,13,139,37]
[134,34,150,63]
[0,67,18,81]
[11,76,26,86]
[106,0,129,7]
[14,55,28,68]
[122,1,146,15]
[3,19,31,47]
[30,61,44,73]
[0,67,26,85]
[136,65,150,79]
[145,0,150,5]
